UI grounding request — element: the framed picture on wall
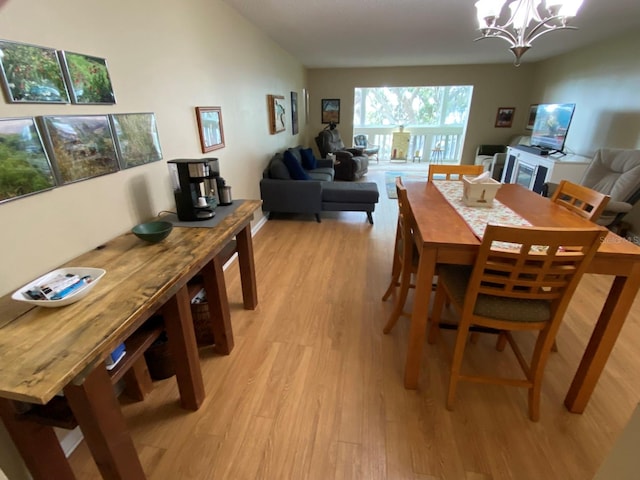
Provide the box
[495,107,515,128]
[303,88,309,125]
[0,40,69,103]
[195,106,225,152]
[39,115,120,185]
[321,98,340,124]
[291,91,299,135]
[526,104,539,130]
[110,112,163,169]
[0,117,57,203]
[58,50,116,104]
[268,94,286,134]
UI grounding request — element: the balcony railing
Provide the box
[353,126,464,163]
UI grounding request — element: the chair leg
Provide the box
[447,320,471,411]
[427,283,447,344]
[527,329,556,422]
[383,264,413,334]
[382,251,401,301]
[495,332,508,351]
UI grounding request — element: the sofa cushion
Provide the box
[307,170,333,182]
[268,155,291,180]
[300,148,318,170]
[283,150,311,180]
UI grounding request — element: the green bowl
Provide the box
[132,221,173,243]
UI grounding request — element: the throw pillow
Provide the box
[282,150,311,180]
[300,148,317,170]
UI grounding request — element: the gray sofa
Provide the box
[260,146,379,223]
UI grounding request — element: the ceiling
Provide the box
[221,0,640,68]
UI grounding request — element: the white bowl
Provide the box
[11,267,106,308]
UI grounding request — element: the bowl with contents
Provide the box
[132,220,173,243]
[11,267,106,307]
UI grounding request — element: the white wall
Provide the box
[0,0,306,298]
[530,29,640,231]
[307,64,536,166]
[0,0,305,477]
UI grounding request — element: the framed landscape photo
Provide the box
[195,106,225,152]
[268,94,286,134]
[321,98,340,124]
[39,115,119,185]
[0,39,69,103]
[291,91,299,135]
[526,104,539,130]
[495,107,515,128]
[110,113,163,169]
[58,50,116,104]
[0,117,57,204]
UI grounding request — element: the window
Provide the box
[353,85,473,163]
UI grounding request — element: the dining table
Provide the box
[398,181,640,414]
[0,199,261,480]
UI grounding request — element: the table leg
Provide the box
[0,399,76,480]
[200,256,234,354]
[163,285,206,410]
[63,367,145,480]
[404,248,437,389]
[236,223,258,310]
[565,266,640,413]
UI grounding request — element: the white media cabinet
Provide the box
[500,146,590,194]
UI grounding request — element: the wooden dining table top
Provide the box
[0,200,261,405]
[405,181,640,271]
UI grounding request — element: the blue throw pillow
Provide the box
[282,150,311,180]
[300,148,317,170]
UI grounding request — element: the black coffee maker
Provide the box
[168,158,220,221]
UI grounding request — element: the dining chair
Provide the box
[427,224,604,421]
[428,164,484,181]
[551,179,610,222]
[382,177,420,333]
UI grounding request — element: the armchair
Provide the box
[353,134,379,163]
[315,124,369,181]
[475,135,531,180]
[544,148,640,230]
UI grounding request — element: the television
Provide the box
[531,103,576,153]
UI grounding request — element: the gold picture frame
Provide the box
[268,95,286,134]
[195,106,225,152]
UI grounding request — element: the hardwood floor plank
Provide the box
[67,167,640,479]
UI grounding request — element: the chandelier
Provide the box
[474,0,584,66]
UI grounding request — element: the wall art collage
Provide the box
[0,39,163,204]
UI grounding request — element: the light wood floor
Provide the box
[68,167,640,479]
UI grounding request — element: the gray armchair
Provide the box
[544,148,640,229]
[315,124,368,181]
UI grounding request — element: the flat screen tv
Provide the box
[531,103,576,153]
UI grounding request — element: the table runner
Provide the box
[432,181,531,240]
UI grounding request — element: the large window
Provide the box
[353,85,473,162]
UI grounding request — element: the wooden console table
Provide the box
[0,199,261,480]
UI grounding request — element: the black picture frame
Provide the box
[495,107,515,128]
[321,98,340,124]
[0,39,69,103]
[291,91,298,135]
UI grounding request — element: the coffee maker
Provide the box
[168,158,220,221]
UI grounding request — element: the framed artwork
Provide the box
[495,107,515,128]
[39,115,119,185]
[526,104,539,130]
[291,91,299,135]
[321,98,340,124]
[58,50,116,104]
[303,88,309,125]
[268,94,286,134]
[110,113,162,169]
[195,106,225,152]
[0,39,69,103]
[0,117,57,204]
